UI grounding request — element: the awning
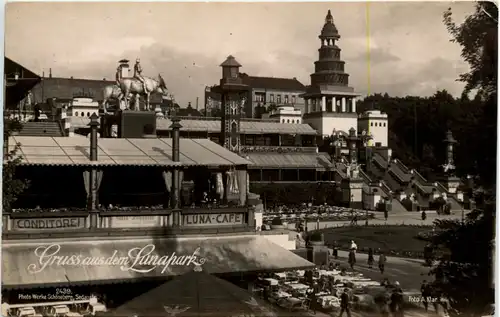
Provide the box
[8,136,251,167]
[246,152,334,170]
[2,235,314,288]
[111,271,284,317]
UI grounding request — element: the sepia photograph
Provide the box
[2,2,497,317]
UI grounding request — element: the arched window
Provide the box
[87,112,91,117]
[81,112,84,117]
[282,119,285,123]
[74,112,78,116]
[287,119,290,123]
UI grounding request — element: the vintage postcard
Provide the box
[2,2,496,317]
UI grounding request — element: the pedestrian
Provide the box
[378,252,387,274]
[421,210,427,221]
[368,248,374,268]
[308,289,317,314]
[390,282,404,317]
[353,214,358,225]
[374,291,390,317]
[339,288,352,317]
[349,240,358,253]
[420,280,431,312]
[348,250,356,271]
[384,209,388,222]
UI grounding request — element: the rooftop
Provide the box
[67,116,319,135]
[239,73,306,92]
[8,136,252,167]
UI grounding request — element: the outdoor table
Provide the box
[270,291,291,300]
[278,297,303,311]
[318,295,339,309]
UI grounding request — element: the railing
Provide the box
[240,145,317,153]
[394,158,411,174]
[380,181,392,196]
[436,182,448,194]
[388,167,408,184]
[3,206,253,239]
[412,169,428,184]
[359,169,372,184]
[158,116,280,123]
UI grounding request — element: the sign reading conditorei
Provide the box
[111,216,163,228]
[12,217,86,231]
[183,213,245,227]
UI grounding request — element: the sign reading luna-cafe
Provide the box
[12,217,87,231]
[183,213,245,227]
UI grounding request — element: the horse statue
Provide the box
[102,84,128,114]
[118,74,168,111]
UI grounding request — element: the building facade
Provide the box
[358,110,389,147]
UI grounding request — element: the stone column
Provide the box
[351,98,357,113]
[332,97,336,112]
[341,97,346,112]
[321,96,326,112]
[304,99,309,114]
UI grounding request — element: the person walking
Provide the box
[338,288,352,317]
[367,248,375,269]
[348,250,356,271]
[420,280,431,312]
[349,240,358,253]
[390,282,404,317]
[378,252,387,274]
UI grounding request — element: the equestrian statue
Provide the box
[102,58,168,113]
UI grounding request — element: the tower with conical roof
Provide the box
[301,10,360,137]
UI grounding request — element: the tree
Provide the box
[425,204,494,316]
[2,118,29,212]
[444,2,497,97]
[419,5,498,316]
[444,2,498,186]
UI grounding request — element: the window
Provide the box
[383,122,386,127]
[74,112,78,116]
[81,112,84,116]
[375,122,378,127]
[370,122,373,126]
[277,95,282,104]
[255,93,265,102]
[282,119,285,123]
[292,95,296,104]
[284,95,289,104]
[230,67,238,78]
[287,119,290,123]
[291,120,295,124]
[87,112,91,117]
[270,94,275,103]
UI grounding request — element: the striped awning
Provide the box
[7,136,251,167]
[245,152,334,170]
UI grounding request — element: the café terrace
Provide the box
[2,118,314,298]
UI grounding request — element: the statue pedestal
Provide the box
[341,178,363,209]
[439,175,460,194]
[118,110,156,138]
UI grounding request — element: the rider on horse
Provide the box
[134,58,148,94]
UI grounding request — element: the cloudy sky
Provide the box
[6,2,474,106]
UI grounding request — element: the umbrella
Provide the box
[111,268,279,317]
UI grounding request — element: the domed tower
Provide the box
[301,10,359,137]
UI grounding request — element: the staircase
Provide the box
[18,121,64,137]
